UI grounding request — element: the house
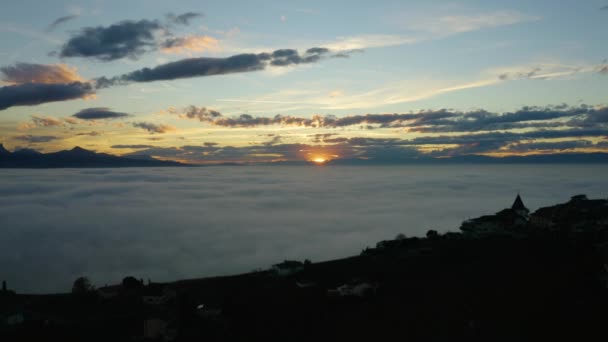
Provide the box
[142,284,176,305]
[144,318,168,339]
[5,313,24,326]
[529,195,608,233]
[329,282,378,297]
[196,304,223,319]
[272,260,304,276]
[460,194,530,237]
[97,285,121,299]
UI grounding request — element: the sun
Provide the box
[312,157,327,164]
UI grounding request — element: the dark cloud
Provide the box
[310,133,340,143]
[59,20,164,61]
[75,131,103,137]
[47,15,78,32]
[270,48,330,66]
[166,12,203,25]
[111,144,156,149]
[132,122,176,134]
[13,135,60,143]
[0,82,93,111]
[169,105,607,133]
[601,5,608,10]
[263,135,283,146]
[505,140,593,152]
[95,47,353,87]
[72,108,130,120]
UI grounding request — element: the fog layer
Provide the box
[1,165,606,293]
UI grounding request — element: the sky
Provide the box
[0,0,607,164]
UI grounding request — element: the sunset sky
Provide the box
[1,0,607,164]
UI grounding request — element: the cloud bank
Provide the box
[169,104,608,132]
[0,82,93,111]
[95,47,345,87]
[0,63,93,111]
[1,166,607,293]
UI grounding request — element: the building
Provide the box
[529,195,608,234]
[460,194,530,237]
[272,260,304,276]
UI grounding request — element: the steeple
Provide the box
[511,194,529,217]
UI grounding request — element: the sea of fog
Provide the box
[1,164,607,293]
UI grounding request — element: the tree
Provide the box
[121,276,142,291]
[426,230,440,240]
[72,276,93,294]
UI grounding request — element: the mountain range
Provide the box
[0,145,184,168]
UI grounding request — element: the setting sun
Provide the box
[312,157,327,164]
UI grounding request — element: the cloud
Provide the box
[263,135,283,146]
[418,11,539,36]
[132,122,176,134]
[120,125,608,164]
[0,82,94,111]
[75,131,102,137]
[57,13,207,61]
[13,134,60,143]
[169,105,608,134]
[160,35,219,54]
[1,63,85,85]
[95,47,343,87]
[59,20,164,61]
[319,11,536,52]
[72,107,130,120]
[47,15,78,32]
[166,12,203,25]
[5,167,607,293]
[111,144,156,149]
[18,115,68,130]
[504,140,593,153]
[495,63,590,81]
[601,5,608,10]
[321,34,419,51]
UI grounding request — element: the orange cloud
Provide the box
[1,63,85,85]
[18,115,76,130]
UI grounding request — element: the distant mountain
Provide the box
[0,146,185,168]
[0,144,10,156]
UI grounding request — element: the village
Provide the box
[2,194,608,341]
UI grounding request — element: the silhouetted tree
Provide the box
[72,276,93,294]
[426,230,440,240]
[122,276,142,291]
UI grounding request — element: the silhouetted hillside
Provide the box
[0,146,185,168]
[2,195,607,341]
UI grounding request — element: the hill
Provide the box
[0,145,185,168]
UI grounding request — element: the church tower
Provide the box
[511,194,529,218]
